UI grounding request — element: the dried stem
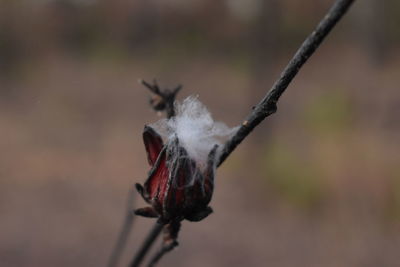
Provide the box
[129,222,164,267]
[107,187,137,267]
[147,240,178,267]
[115,0,355,266]
[218,0,355,166]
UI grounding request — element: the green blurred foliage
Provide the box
[384,170,400,222]
[303,90,352,135]
[262,141,325,213]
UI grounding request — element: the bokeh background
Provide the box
[1,0,400,266]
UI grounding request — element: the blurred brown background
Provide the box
[1,0,400,266]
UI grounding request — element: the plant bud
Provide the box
[135,125,217,224]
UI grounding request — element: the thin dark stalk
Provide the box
[147,240,178,267]
[129,222,164,267]
[124,0,355,266]
[107,187,137,267]
[218,0,355,166]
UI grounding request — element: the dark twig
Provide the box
[147,240,178,267]
[146,222,181,266]
[129,222,164,267]
[218,0,355,166]
[123,0,355,266]
[107,187,137,267]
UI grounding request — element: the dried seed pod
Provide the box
[136,125,217,224]
[135,96,237,246]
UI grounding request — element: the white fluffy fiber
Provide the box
[151,96,238,170]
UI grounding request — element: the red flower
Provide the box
[135,125,218,224]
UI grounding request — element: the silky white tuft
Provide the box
[151,96,238,170]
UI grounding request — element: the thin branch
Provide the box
[147,240,178,267]
[107,187,137,267]
[129,222,164,267]
[218,0,355,166]
[126,0,355,266]
[146,222,181,266]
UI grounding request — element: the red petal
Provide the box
[144,148,168,201]
[143,125,164,166]
[163,146,195,216]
